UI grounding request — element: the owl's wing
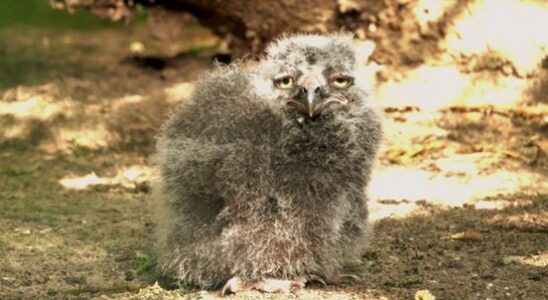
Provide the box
[155,134,275,238]
[156,66,281,222]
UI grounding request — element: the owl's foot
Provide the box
[221,276,248,296]
[221,276,306,296]
[254,278,306,293]
[307,274,327,286]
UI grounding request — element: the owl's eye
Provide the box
[330,75,353,89]
[274,76,295,89]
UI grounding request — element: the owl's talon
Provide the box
[254,278,306,293]
[307,275,327,286]
[221,277,306,295]
[221,276,247,296]
[290,279,306,292]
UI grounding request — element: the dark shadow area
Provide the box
[0,152,153,299]
[0,36,109,90]
[0,48,213,155]
[356,193,547,299]
[526,55,548,104]
[122,50,227,72]
[0,117,52,152]
[438,107,548,171]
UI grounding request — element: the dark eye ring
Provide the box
[274,76,295,89]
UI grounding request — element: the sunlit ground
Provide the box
[0,0,546,299]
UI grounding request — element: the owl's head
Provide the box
[251,33,375,119]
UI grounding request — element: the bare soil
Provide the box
[1,15,547,300]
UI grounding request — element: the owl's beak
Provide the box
[301,75,322,118]
[282,75,348,118]
[306,86,320,118]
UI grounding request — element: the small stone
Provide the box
[501,64,514,76]
[415,289,436,300]
[244,30,257,39]
[129,41,145,53]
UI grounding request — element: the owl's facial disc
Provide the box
[277,73,351,118]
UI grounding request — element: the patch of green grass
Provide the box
[0,0,146,30]
[1,161,43,177]
[0,37,104,88]
[0,198,84,223]
[124,250,153,281]
[0,1,147,88]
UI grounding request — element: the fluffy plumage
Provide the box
[154,33,382,289]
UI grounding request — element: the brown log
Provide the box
[49,0,446,64]
[164,0,341,53]
[50,0,344,53]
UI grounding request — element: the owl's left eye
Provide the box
[330,75,353,89]
[274,76,295,89]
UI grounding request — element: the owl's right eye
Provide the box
[274,76,295,89]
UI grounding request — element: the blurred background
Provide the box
[0,1,546,299]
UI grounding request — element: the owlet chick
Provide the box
[154,33,382,295]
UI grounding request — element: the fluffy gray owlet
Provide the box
[154,33,382,295]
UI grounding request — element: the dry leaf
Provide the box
[450,230,482,241]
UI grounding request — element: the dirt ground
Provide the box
[1,5,547,300]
